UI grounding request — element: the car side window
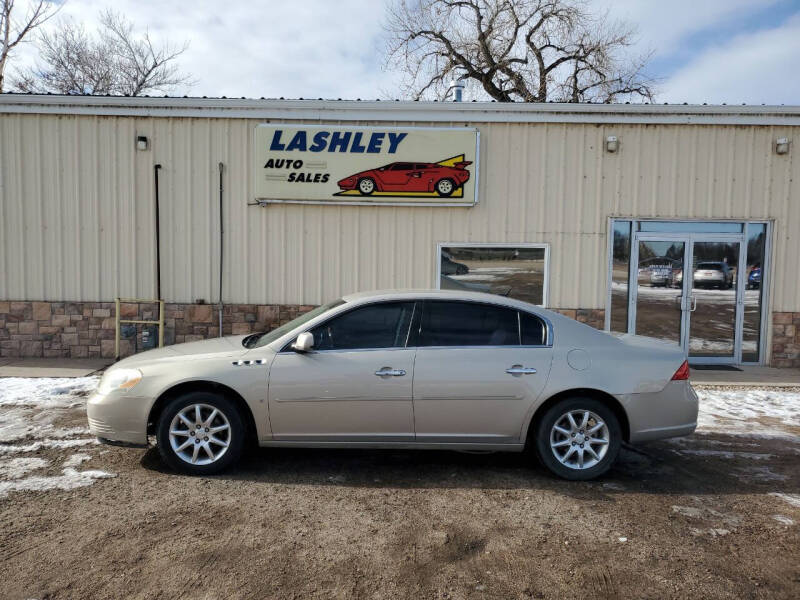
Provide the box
[391,162,414,171]
[520,311,547,345]
[309,302,415,351]
[419,301,520,347]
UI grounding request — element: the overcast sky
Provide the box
[8,0,800,104]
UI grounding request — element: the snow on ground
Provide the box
[695,387,800,439]
[0,376,113,500]
[0,467,115,499]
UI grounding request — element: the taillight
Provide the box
[671,360,690,380]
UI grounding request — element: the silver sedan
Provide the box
[87,290,698,480]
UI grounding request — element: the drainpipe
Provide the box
[218,162,224,336]
[154,164,162,300]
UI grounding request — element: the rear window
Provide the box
[698,262,722,270]
[521,312,547,345]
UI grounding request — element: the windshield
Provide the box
[243,299,345,349]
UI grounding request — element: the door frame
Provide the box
[629,231,747,364]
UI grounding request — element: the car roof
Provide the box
[341,288,557,317]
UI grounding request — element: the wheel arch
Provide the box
[147,380,258,444]
[524,388,630,447]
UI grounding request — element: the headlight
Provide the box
[98,368,143,394]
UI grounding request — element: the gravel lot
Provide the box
[1,379,799,599]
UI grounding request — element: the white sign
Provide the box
[253,124,479,206]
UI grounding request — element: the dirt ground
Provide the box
[2,387,800,600]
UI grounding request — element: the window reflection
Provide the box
[610,221,631,333]
[439,246,546,306]
[742,224,766,362]
[638,221,743,233]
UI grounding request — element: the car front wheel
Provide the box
[358,177,376,195]
[534,397,621,480]
[156,392,245,475]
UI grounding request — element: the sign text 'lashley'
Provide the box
[268,129,408,154]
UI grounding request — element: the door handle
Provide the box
[690,295,698,312]
[505,365,537,375]
[374,367,406,377]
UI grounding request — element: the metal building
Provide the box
[0,95,798,366]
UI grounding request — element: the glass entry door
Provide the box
[630,234,746,364]
[632,239,686,344]
[688,240,741,361]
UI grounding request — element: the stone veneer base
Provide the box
[4,301,794,367]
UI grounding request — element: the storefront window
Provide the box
[609,221,632,333]
[438,245,548,306]
[742,223,767,362]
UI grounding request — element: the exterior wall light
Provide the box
[136,135,149,151]
[605,135,619,153]
[775,137,790,155]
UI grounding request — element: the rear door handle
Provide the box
[375,367,406,377]
[506,365,537,375]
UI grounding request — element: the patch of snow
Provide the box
[617,537,627,542]
[696,388,800,439]
[769,493,800,508]
[0,467,115,499]
[0,438,97,455]
[0,407,91,443]
[0,457,48,480]
[62,453,92,468]
[0,377,99,409]
[672,505,703,518]
[772,515,795,525]
[734,466,787,482]
[676,449,774,460]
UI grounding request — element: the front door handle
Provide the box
[506,365,537,375]
[375,367,406,377]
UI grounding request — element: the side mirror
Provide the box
[291,332,314,353]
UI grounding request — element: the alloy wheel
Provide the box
[168,403,232,465]
[549,409,610,470]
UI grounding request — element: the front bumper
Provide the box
[620,381,699,443]
[86,392,151,446]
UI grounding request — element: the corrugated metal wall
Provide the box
[1,114,798,311]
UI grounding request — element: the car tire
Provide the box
[357,177,376,195]
[156,391,245,475]
[435,178,455,197]
[534,397,622,481]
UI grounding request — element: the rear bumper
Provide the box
[618,381,699,443]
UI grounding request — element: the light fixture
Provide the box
[775,137,790,155]
[605,135,619,153]
[136,135,149,151]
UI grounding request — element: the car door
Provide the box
[379,162,416,191]
[268,301,417,442]
[412,301,553,444]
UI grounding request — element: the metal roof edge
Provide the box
[2,95,800,125]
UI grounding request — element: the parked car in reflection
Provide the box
[441,253,469,275]
[747,266,762,290]
[87,290,698,481]
[693,261,734,289]
[637,259,676,287]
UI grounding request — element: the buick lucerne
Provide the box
[87,290,698,480]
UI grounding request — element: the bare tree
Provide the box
[384,0,655,103]
[0,0,60,92]
[13,9,194,95]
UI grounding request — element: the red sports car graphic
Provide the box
[336,154,472,198]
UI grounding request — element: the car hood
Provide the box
[114,335,249,367]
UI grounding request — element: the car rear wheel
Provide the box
[534,397,621,480]
[435,178,455,197]
[156,392,245,475]
[358,177,376,195]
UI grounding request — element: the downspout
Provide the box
[218,162,224,337]
[154,164,162,300]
